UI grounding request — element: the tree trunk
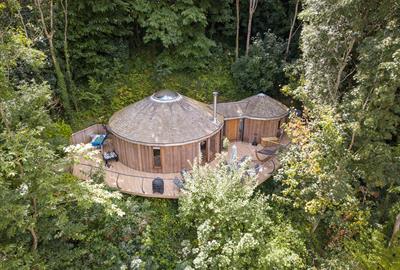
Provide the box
[235,0,240,59]
[28,227,38,251]
[245,13,252,56]
[285,0,300,59]
[49,36,72,115]
[246,0,258,56]
[63,40,78,111]
[34,0,72,117]
[389,213,400,247]
[28,197,38,251]
[61,0,78,111]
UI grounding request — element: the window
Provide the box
[200,140,207,163]
[239,118,244,141]
[153,147,161,168]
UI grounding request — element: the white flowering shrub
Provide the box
[222,137,230,149]
[178,156,307,269]
[64,143,101,164]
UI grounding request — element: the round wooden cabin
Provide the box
[108,90,224,173]
[215,93,289,144]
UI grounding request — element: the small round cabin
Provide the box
[108,90,224,173]
[214,93,288,144]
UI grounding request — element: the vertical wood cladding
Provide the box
[224,119,241,141]
[223,118,284,144]
[243,118,280,144]
[111,130,221,173]
[111,117,283,173]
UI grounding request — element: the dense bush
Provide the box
[176,158,308,269]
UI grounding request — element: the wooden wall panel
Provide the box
[111,128,222,173]
[209,131,220,160]
[224,119,240,141]
[161,143,200,173]
[161,146,175,173]
[184,143,199,169]
[243,118,281,144]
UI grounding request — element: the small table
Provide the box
[103,151,118,167]
[261,137,279,147]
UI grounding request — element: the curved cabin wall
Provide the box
[110,130,222,173]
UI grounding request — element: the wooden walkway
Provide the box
[71,125,287,199]
[73,162,181,198]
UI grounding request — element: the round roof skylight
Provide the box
[151,90,181,102]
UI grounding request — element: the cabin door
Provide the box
[224,119,241,141]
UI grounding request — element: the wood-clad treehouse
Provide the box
[71,90,289,198]
[108,90,224,173]
[214,93,289,144]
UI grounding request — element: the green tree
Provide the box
[0,24,142,270]
[33,0,73,116]
[276,0,400,267]
[133,0,216,71]
[64,0,136,81]
[231,31,285,97]
[177,158,307,269]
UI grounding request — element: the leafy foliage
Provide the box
[177,158,307,269]
[0,24,144,270]
[231,32,285,97]
[2,0,399,269]
[69,53,237,130]
[62,0,135,81]
[274,0,400,267]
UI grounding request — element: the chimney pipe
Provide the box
[213,91,218,123]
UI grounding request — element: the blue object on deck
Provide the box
[91,134,107,147]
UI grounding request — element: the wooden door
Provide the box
[224,119,241,141]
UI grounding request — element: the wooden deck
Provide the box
[73,161,182,199]
[71,125,287,199]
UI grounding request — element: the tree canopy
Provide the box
[0,0,399,269]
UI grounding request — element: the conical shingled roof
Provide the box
[213,93,288,120]
[108,90,224,146]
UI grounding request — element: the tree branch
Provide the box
[28,227,38,251]
[285,0,300,59]
[333,37,356,101]
[17,7,29,39]
[50,0,54,35]
[389,213,400,247]
[34,0,50,39]
[28,197,38,251]
[235,0,240,59]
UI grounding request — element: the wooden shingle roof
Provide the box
[213,93,288,120]
[108,90,223,146]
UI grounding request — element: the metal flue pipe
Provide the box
[213,91,218,123]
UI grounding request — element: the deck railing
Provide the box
[75,162,181,198]
[70,124,106,145]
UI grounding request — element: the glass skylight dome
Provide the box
[151,90,181,102]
